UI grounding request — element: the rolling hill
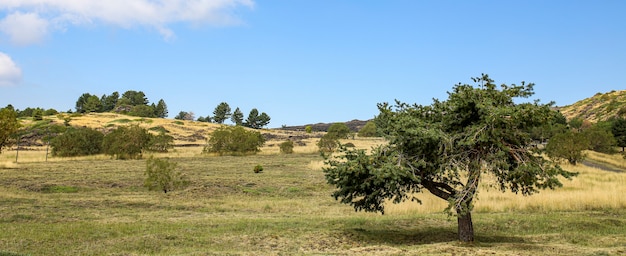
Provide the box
[558,89,626,122]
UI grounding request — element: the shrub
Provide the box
[317,134,339,154]
[144,156,189,193]
[102,125,152,160]
[357,121,377,137]
[327,123,351,139]
[147,132,174,153]
[279,140,294,154]
[305,125,312,133]
[203,126,265,156]
[253,164,263,173]
[50,127,104,157]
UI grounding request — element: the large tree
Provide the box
[213,102,232,124]
[323,74,576,242]
[0,107,20,153]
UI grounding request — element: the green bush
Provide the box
[253,164,263,173]
[203,126,265,156]
[102,125,152,160]
[279,140,294,154]
[357,121,377,137]
[327,123,351,139]
[317,134,339,154]
[50,127,104,157]
[147,132,174,153]
[144,156,189,193]
[546,130,589,165]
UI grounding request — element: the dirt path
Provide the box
[581,160,624,173]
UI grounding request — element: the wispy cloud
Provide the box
[0,0,255,45]
[0,52,22,86]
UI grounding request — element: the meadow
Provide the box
[1,135,626,255]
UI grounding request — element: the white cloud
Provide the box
[0,0,254,45]
[0,12,49,45]
[0,52,22,87]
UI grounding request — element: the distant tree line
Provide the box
[75,90,168,118]
[177,102,271,129]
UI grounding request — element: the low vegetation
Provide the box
[0,148,625,255]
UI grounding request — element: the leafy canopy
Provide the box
[323,74,577,241]
[0,107,20,153]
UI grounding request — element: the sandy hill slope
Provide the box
[558,90,626,122]
[19,113,316,148]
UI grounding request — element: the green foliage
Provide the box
[154,99,168,118]
[76,93,101,113]
[305,125,312,133]
[213,102,232,124]
[203,126,265,156]
[0,107,20,153]
[100,92,119,112]
[231,107,244,126]
[120,90,149,106]
[357,121,377,137]
[611,117,626,151]
[569,117,584,131]
[50,127,104,157]
[128,105,156,118]
[102,125,152,160]
[253,164,264,173]
[144,156,189,193]
[317,134,339,154]
[32,109,44,121]
[146,132,174,153]
[546,130,589,165]
[279,140,294,154]
[583,123,617,154]
[323,74,576,242]
[326,123,350,139]
[244,108,271,129]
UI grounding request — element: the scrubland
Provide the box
[1,130,625,255]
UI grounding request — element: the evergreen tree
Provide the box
[155,99,168,118]
[231,107,244,126]
[213,102,231,124]
[323,74,576,242]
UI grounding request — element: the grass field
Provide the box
[1,134,626,255]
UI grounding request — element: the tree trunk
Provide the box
[457,211,474,242]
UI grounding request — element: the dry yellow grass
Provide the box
[384,162,626,215]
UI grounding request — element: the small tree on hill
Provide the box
[323,74,576,242]
[231,107,244,126]
[213,102,232,124]
[203,126,265,156]
[144,156,189,193]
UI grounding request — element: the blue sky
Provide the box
[1,1,625,127]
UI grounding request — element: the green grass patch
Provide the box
[41,185,80,193]
[0,153,625,255]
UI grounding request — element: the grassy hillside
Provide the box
[559,90,626,122]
